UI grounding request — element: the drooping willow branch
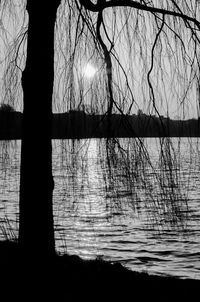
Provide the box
[147,15,166,121]
[96,6,114,118]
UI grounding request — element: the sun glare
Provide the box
[83,64,97,79]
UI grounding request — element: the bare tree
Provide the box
[0,0,200,259]
[18,1,62,259]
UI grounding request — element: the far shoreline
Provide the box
[1,110,200,139]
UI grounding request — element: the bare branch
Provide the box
[79,0,200,30]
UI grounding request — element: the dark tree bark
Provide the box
[19,1,60,259]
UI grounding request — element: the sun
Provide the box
[83,63,97,79]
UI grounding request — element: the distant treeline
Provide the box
[0,110,200,139]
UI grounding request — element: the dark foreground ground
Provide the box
[0,241,199,301]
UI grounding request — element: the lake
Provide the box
[0,137,200,279]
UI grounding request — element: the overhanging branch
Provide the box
[79,0,200,30]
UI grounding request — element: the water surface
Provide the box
[0,137,200,279]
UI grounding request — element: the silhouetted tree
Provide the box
[0,0,200,259]
[18,1,61,258]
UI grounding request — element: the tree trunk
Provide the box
[19,1,60,259]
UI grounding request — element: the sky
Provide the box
[0,0,200,120]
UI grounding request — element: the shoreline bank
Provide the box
[0,240,199,300]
